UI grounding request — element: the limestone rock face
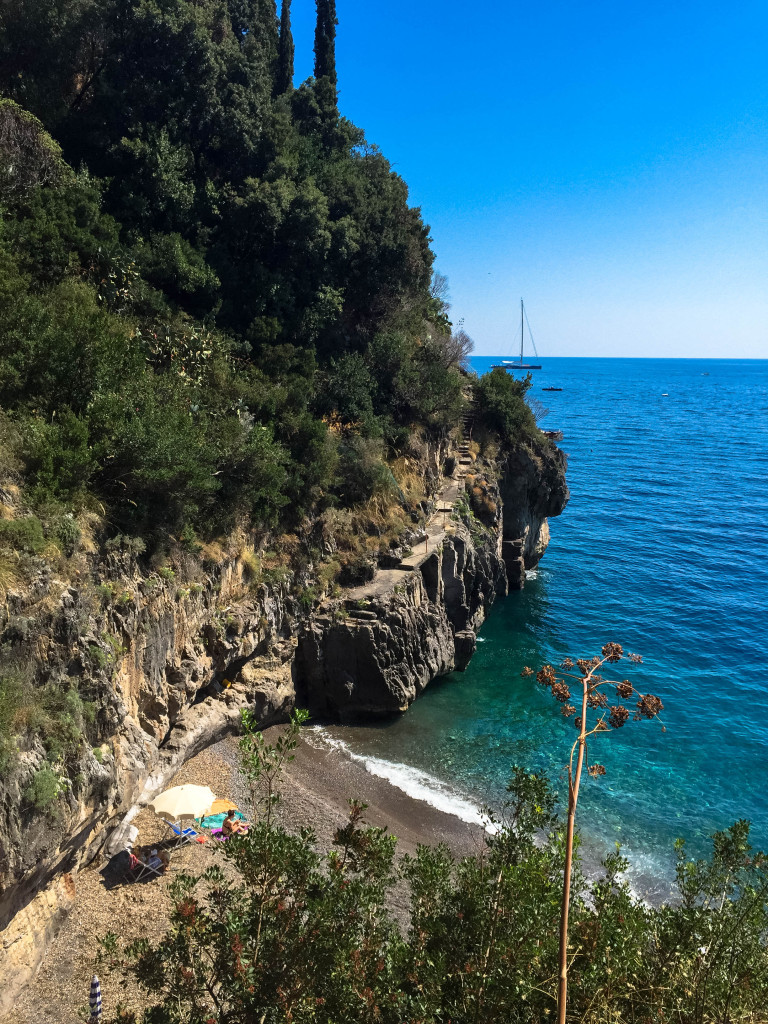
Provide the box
[499,438,569,588]
[0,557,298,1012]
[0,436,567,1008]
[296,528,506,719]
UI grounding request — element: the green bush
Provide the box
[37,686,90,762]
[473,368,542,448]
[89,645,107,670]
[179,523,202,554]
[0,516,46,554]
[54,514,80,555]
[22,407,96,507]
[334,436,400,508]
[0,670,91,776]
[104,534,147,556]
[0,670,27,773]
[297,586,318,611]
[102,718,768,1024]
[23,764,65,812]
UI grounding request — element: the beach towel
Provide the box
[198,810,246,830]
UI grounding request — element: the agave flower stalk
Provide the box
[522,642,664,1024]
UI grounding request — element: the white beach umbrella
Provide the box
[148,784,216,821]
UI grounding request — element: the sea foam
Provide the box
[307,726,491,830]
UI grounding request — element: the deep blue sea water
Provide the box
[315,358,768,896]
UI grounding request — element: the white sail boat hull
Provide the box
[491,299,541,369]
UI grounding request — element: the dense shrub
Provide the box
[473,368,542,448]
[334,436,400,508]
[0,516,46,554]
[23,765,66,812]
[102,714,768,1024]
[0,0,482,552]
[0,667,92,778]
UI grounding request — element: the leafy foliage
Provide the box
[0,0,471,549]
[0,665,94,779]
[473,368,542,448]
[100,718,768,1024]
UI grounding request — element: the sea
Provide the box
[311,358,768,898]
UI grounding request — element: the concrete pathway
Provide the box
[344,446,474,605]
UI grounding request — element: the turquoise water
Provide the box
[316,358,768,894]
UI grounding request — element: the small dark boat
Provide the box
[542,387,562,392]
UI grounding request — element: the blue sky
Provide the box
[288,2,767,357]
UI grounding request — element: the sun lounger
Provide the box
[126,853,163,882]
[163,820,207,848]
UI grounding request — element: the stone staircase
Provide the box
[458,395,476,471]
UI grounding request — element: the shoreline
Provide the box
[267,726,488,862]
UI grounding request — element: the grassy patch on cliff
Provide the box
[0,664,94,783]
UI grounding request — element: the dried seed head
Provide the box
[628,652,643,663]
[552,682,571,703]
[562,657,574,669]
[609,705,630,729]
[601,642,623,663]
[587,764,607,777]
[521,666,534,677]
[636,693,664,719]
[587,690,608,709]
[576,658,591,676]
[536,665,557,687]
[574,717,583,730]
[595,718,609,731]
[616,680,633,699]
[561,703,576,717]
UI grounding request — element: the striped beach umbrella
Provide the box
[89,975,102,1021]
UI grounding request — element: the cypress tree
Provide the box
[313,0,338,92]
[276,0,294,94]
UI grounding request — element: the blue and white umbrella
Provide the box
[89,975,102,1021]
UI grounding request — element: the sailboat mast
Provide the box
[520,298,524,365]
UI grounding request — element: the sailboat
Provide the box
[492,298,542,370]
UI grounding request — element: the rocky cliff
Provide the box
[499,439,569,589]
[0,435,567,1008]
[297,525,507,721]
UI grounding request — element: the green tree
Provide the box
[0,0,468,548]
[276,0,295,94]
[313,0,338,112]
[474,367,540,446]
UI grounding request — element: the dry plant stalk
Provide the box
[521,642,664,1024]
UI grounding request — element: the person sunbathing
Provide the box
[221,809,248,836]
